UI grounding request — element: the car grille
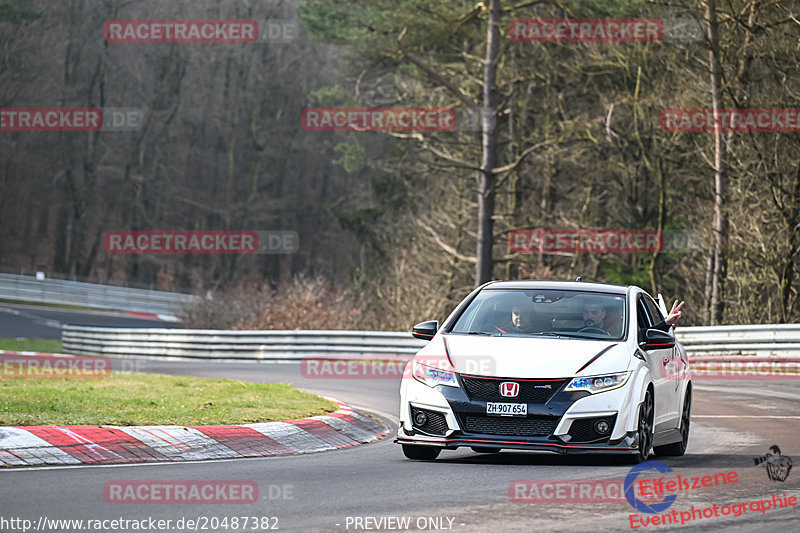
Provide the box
[568,415,618,442]
[411,407,449,436]
[460,415,559,437]
[460,376,566,403]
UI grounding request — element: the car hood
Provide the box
[438,334,629,378]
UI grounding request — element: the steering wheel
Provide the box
[577,326,609,335]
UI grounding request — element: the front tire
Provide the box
[655,388,691,457]
[402,444,441,461]
[627,389,654,464]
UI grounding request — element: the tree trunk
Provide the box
[706,0,728,324]
[475,0,501,286]
[780,161,800,321]
[649,157,666,295]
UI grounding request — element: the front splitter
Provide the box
[395,430,640,455]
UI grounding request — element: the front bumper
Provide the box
[396,372,642,455]
[395,427,640,455]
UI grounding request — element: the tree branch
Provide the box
[491,139,554,175]
[416,219,477,263]
[397,28,480,111]
[385,131,483,171]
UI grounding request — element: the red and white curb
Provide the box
[0,401,388,467]
[127,311,181,322]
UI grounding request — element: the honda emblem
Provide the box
[500,382,519,397]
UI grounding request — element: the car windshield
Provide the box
[449,289,626,340]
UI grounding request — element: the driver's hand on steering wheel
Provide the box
[577,326,610,335]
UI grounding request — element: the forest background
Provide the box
[1,0,798,330]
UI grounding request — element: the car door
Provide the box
[636,295,674,432]
[644,295,680,425]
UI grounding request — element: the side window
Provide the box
[644,296,665,326]
[637,296,655,341]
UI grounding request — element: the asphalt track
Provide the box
[1,312,799,532]
[0,304,180,339]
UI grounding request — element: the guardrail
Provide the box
[675,325,800,357]
[0,273,197,316]
[61,324,799,361]
[62,326,427,360]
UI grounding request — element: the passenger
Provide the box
[495,304,536,334]
[637,299,685,340]
[656,300,684,331]
[583,298,683,336]
[603,307,624,336]
[511,305,537,333]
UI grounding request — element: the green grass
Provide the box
[0,338,62,353]
[0,372,338,426]
[0,298,95,311]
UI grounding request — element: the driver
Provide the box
[582,301,607,332]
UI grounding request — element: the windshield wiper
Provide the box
[465,331,491,335]
[536,331,590,339]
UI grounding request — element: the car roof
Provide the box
[482,280,631,294]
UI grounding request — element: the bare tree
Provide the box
[704,0,728,324]
[475,0,501,285]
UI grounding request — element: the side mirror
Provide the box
[411,320,438,341]
[640,328,675,351]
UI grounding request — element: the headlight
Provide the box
[565,372,630,394]
[412,361,459,388]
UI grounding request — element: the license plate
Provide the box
[486,402,527,416]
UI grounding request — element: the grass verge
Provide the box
[0,298,96,311]
[0,338,62,353]
[0,372,338,426]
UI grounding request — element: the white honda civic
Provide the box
[396,280,691,463]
